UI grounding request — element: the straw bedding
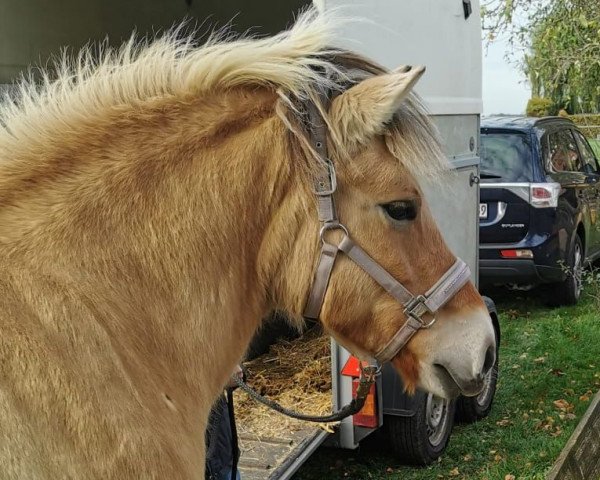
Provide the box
[233,325,336,437]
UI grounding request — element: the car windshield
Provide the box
[480,132,533,182]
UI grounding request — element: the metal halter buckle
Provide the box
[358,362,382,383]
[314,161,337,196]
[403,295,437,329]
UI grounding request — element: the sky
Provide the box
[482,32,532,115]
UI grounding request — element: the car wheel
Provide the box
[549,235,583,306]
[456,344,499,422]
[383,394,455,465]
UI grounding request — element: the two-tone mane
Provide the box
[0,10,445,185]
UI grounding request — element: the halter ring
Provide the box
[319,222,349,244]
[418,316,437,329]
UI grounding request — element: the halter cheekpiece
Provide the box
[300,87,471,364]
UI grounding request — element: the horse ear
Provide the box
[330,66,425,149]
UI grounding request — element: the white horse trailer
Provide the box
[236,1,500,479]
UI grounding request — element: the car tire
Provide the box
[456,344,499,422]
[549,235,583,306]
[383,394,455,465]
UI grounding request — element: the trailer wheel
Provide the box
[383,394,455,465]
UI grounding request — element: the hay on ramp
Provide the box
[233,326,335,437]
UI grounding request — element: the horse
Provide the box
[0,8,496,479]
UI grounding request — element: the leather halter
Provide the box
[300,93,471,364]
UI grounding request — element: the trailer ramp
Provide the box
[238,428,328,480]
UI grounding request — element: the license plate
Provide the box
[479,203,488,219]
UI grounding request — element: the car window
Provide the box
[546,129,582,172]
[573,130,598,171]
[480,133,533,182]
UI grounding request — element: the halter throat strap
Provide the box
[300,95,471,364]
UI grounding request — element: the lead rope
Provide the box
[230,364,380,423]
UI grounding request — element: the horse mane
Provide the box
[0,6,447,180]
[0,8,336,147]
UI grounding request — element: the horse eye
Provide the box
[381,201,417,222]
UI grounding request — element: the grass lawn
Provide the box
[293,287,600,480]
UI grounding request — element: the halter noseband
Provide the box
[301,93,471,364]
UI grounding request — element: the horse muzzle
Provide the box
[433,340,496,397]
[416,306,496,399]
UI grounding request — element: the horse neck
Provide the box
[0,89,314,399]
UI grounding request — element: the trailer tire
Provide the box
[383,394,455,465]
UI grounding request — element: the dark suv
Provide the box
[479,116,600,305]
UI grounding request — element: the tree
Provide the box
[483,0,600,113]
[526,97,555,117]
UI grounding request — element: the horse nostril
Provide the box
[482,343,495,375]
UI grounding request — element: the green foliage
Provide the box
[582,267,600,307]
[526,97,555,117]
[525,1,600,114]
[483,0,600,114]
[569,114,600,139]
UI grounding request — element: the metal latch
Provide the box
[463,0,472,19]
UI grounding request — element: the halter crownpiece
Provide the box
[301,90,471,364]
